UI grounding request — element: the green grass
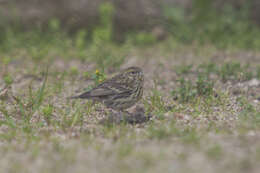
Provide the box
[171,74,214,103]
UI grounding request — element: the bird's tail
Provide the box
[68,92,91,99]
[68,95,81,99]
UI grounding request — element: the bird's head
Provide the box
[123,66,144,82]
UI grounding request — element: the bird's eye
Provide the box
[130,71,136,75]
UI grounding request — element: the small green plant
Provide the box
[218,62,253,82]
[132,32,156,46]
[171,77,197,103]
[3,74,13,85]
[13,71,48,124]
[75,29,88,50]
[0,105,16,129]
[1,57,11,66]
[175,64,193,75]
[61,105,84,128]
[79,69,106,94]
[71,107,84,127]
[28,47,49,62]
[241,64,253,81]
[144,88,167,118]
[196,62,254,82]
[69,67,79,76]
[42,104,54,125]
[196,74,214,96]
[197,63,217,76]
[219,62,241,82]
[92,69,106,85]
[48,18,60,32]
[52,72,66,94]
[172,75,214,103]
[236,96,260,131]
[83,71,91,79]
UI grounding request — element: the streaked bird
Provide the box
[70,66,144,111]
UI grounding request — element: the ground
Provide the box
[0,44,260,173]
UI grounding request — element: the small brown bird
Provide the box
[70,67,144,111]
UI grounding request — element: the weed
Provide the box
[92,69,106,85]
[196,74,214,96]
[197,62,253,82]
[197,63,217,75]
[0,105,16,129]
[83,71,91,79]
[60,105,84,129]
[218,62,241,82]
[12,71,48,125]
[69,67,79,76]
[48,18,60,32]
[175,64,193,75]
[144,87,168,120]
[172,73,214,103]
[3,74,13,85]
[75,29,88,50]
[171,77,197,103]
[42,104,54,125]
[52,72,66,94]
[237,96,260,130]
[1,57,11,66]
[129,32,156,46]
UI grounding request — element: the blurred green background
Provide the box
[0,0,260,68]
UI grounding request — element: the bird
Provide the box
[70,66,144,111]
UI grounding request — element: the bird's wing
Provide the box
[70,81,132,99]
[90,82,132,97]
[70,87,115,99]
[89,87,116,97]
